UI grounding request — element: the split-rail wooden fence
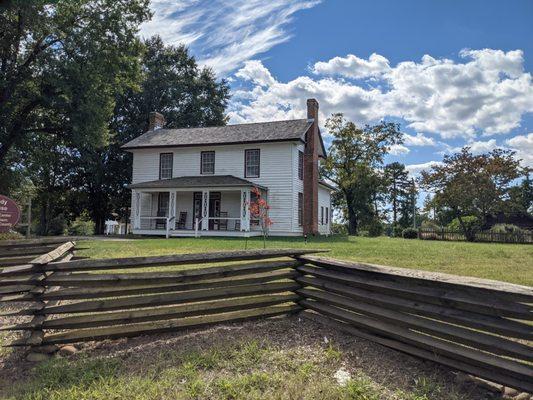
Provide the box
[0,242,532,393]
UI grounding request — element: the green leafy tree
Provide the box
[420,148,525,241]
[0,0,151,194]
[78,37,230,232]
[507,172,533,215]
[321,113,403,235]
[383,162,410,225]
[398,178,418,229]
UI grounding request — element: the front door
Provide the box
[209,192,221,230]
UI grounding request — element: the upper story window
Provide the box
[298,150,304,180]
[159,153,173,179]
[245,149,260,178]
[201,151,215,174]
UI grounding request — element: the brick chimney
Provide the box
[148,111,166,131]
[303,98,319,235]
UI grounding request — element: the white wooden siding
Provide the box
[291,143,305,233]
[131,142,297,234]
[318,185,332,235]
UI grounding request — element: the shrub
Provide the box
[392,224,403,237]
[68,211,95,236]
[490,224,525,234]
[331,222,348,235]
[45,213,68,236]
[366,220,384,237]
[402,227,418,239]
[420,220,440,230]
[447,216,480,232]
[0,230,24,241]
[447,215,481,241]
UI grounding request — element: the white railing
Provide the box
[194,217,243,238]
[139,216,175,237]
[165,216,175,239]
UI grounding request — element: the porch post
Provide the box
[132,190,141,229]
[169,190,176,230]
[201,190,209,230]
[240,188,250,231]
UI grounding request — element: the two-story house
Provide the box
[122,98,334,237]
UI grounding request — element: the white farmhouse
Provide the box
[122,98,333,237]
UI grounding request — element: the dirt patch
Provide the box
[0,314,502,399]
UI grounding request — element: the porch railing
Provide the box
[139,216,175,237]
[195,217,242,238]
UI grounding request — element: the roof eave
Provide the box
[121,137,304,150]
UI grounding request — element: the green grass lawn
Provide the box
[78,235,533,286]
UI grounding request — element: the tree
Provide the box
[321,113,403,235]
[420,148,525,241]
[398,178,418,229]
[0,0,151,194]
[79,37,230,233]
[383,162,410,225]
[507,172,533,215]
[249,187,272,248]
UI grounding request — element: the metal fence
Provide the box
[418,228,533,244]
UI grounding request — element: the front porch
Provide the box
[129,176,266,237]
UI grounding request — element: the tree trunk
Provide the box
[457,214,475,242]
[392,182,397,224]
[347,202,358,235]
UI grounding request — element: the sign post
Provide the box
[0,195,21,233]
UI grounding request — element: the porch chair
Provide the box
[234,219,241,231]
[219,212,228,231]
[177,212,187,229]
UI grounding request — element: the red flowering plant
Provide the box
[248,186,273,248]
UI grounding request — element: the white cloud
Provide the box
[405,161,443,176]
[230,49,533,140]
[404,133,436,147]
[451,139,500,154]
[141,0,321,75]
[506,133,533,167]
[389,144,410,155]
[312,53,391,79]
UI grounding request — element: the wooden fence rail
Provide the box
[296,255,533,393]
[1,245,532,393]
[1,247,322,354]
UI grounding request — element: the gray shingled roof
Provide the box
[122,119,313,149]
[128,175,267,190]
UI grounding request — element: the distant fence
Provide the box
[1,246,532,393]
[418,228,533,244]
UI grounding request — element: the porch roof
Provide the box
[128,175,267,190]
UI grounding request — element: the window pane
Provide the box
[201,152,215,174]
[160,153,173,179]
[245,149,260,177]
[298,151,304,180]
[298,192,303,226]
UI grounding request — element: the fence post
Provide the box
[23,242,76,361]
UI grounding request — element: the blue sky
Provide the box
[141,0,533,174]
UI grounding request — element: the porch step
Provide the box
[170,231,197,238]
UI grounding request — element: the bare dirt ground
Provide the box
[0,310,503,400]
